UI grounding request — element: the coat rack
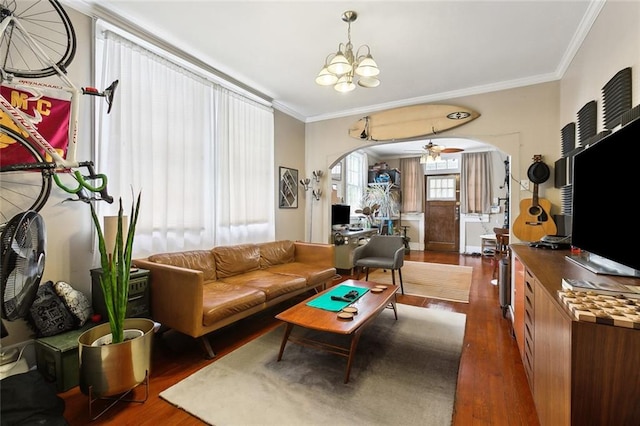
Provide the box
[300,170,323,241]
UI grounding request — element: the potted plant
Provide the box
[360,183,400,226]
[78,193,155,404]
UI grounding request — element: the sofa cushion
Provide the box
[148,250,217,281]
[268,262,337,287]
[258,240,295,268]
[219,270,307,301]
[213,244,260,278]
[202,282,265,326]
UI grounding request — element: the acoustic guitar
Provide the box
[513,156,557,241]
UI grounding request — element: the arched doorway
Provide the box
[329,137,511,254]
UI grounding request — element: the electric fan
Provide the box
[0,211,46,335]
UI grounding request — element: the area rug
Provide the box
[366,261,473,303]
[160,304,466,425]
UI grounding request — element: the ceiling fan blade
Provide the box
[441,148,464,153]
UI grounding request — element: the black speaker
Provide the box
[554,157,567,188]
[553,214,572,237]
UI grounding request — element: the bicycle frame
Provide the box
[0,11,114,200]
[0,81,80,170]
[0,13,81,169]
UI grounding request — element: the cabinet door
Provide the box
[512,256,526,358]
[533,282,571,426]
[522,269,535,389]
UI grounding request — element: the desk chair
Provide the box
[352,235,405,294]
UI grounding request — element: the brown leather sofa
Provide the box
[133,240,335,358]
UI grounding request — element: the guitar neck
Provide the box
[532,183,539,207]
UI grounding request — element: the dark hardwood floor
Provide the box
[59,251,539,425]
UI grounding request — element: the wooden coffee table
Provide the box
[276,279,398,383]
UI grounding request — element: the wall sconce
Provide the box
[300,178,311,191]
[312,170,324,182]
[312,189,322,201]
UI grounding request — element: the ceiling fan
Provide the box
[423,141,464,155]
[403,141,464,163]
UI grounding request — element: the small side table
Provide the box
[480,234,497,256]
[35,323,94,392]
[90,268,151,319]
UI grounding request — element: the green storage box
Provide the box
[35,324,92,393]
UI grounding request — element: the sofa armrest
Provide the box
[293,242,335,267]
[133,259,205,337]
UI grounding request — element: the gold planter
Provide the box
[78,318,154,397]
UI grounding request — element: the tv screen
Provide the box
[331,204,351,226]
[569,117,640,276]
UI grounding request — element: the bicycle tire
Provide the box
[0,0,76,78]
[0,124,52,225]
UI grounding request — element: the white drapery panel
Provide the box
[460,152,493,214]
[96,27,274,257]
[214,88,275,245]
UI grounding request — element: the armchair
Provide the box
[352,235,405,294]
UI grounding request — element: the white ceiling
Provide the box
[73,0,603,155]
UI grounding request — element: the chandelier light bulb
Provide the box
[315,66,338,86]
[357,77,380,88]
[327,51,352,75]
[355,54,379,77]
[335,75,356,92]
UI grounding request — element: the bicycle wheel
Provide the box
[0,0,76,78]
[0,125,52,225]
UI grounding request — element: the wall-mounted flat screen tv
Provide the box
[568,116,640,277]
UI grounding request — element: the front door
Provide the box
[425,174,460,252]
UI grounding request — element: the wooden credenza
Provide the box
[510,245,640,426]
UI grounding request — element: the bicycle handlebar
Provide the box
[53,162,114,204]
[82,79,119,114]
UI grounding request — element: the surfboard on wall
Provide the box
[348,104,480,141]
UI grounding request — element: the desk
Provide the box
[333,228,378,271]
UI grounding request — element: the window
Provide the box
[94,21,274,256]
[427,175,457,201]
[344,151,367,215]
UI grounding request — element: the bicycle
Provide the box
[0,0,116,227]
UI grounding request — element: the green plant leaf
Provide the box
[89,192,142,344]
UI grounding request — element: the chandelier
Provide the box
[315,11,380,92]
[420,152,440,164]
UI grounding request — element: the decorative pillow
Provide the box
[28,281,76,337]
[53,281,92,326]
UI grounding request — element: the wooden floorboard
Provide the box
[58,251,539,425]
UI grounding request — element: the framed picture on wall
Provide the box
[331,162,342,181]
[279,166,298,208]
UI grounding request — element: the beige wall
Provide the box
[274,110,306,241]
[560,1,640,132]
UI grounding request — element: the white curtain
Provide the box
[95,27,274,257]
[214,88,275,245]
